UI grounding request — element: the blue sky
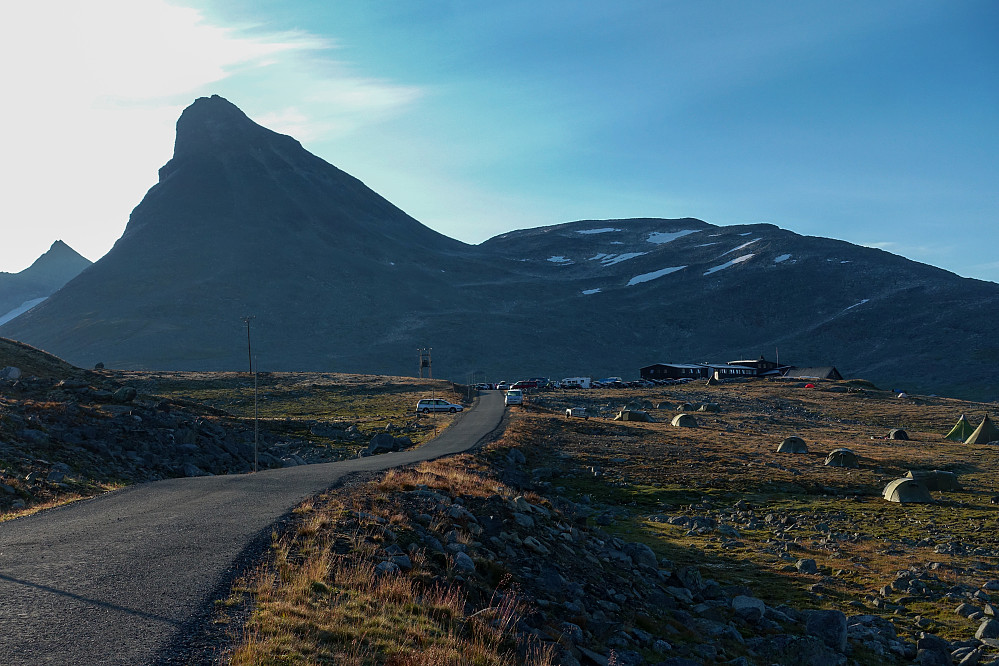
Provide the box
[2,1,997,282]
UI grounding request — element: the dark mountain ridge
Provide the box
[2,96,997,400]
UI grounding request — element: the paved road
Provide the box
[0,390,505,665]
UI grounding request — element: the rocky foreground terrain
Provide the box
[4,338,999,664]
[208,379,999,665]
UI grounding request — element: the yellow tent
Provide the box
[944,414,974,442]
[965,414,999,445]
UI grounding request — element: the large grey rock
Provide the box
[365,432,398,455]
[452,551,475,574]
[796,558,819,574]
[112,386,137,403]
[732,595,766,622]
[806,609,848,652]
[977,618,999,640]
[622,541,658,568]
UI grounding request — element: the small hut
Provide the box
[671,413,698,428]
[888,428,909,441]
[905,470,961,492]
[824,448,859,468]
[883,478,933,503]
[777,436,808,454]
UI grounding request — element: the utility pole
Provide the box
[241,316,258,472]
[241,316,255,373]
[253,356,259,473]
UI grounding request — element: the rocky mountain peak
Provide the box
[169,94,301,163]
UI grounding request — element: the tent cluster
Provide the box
[945,414,999,444]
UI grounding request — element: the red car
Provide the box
[511,380,538,390]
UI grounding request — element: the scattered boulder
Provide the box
[805,609,848,652]
[112,386,137,403]
[1,366,22,380]
[977,618,999,640]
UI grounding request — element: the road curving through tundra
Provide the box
[0,389,506,665]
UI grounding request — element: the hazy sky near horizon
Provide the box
[2,1,997,282]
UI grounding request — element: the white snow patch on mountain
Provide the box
[774,253,792,263]
[740,232,753,236]
[610,241,624,245]
[0,297,47,326]
[704,254,755,275]
[600,252,647,266]
[721,238,760,256]
[647,230,698,244]
[581,288,602,295]
[695,243,719,248]
[547,256,572,264]
[627,266,685,286]
[589,253,612,261]
[576,227,620,234]
[844,299,870,311]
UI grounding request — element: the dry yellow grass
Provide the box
[224,488,557,666]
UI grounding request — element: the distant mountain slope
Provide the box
[0,241,91,325]
[2,96,997,400]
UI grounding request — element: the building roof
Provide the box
[783,366,843,380]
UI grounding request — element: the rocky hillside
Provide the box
[0,241,91,325]
[3,96,998,400]
[0,339,457,516]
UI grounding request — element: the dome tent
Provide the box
[965,414,999,445]
[944,414,975,442]
[888,429,909,441]
[671,413,698,427]
[883,478,933,503]
[905,469,961,492]
[824,448,859,468]
[777,436,808,454]
[614,410,654,422]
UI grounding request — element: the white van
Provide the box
[504,389,523,405]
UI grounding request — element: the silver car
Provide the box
[416,398,463,414]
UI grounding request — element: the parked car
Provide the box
[495,382,511,390]
[474,383,494,390]
[504,389,523,405]
[511,380,537,390]
[416,398,464,414]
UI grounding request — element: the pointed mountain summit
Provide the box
[0,241,91,325]
[3,96,999,399]
[1,95,474,369]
